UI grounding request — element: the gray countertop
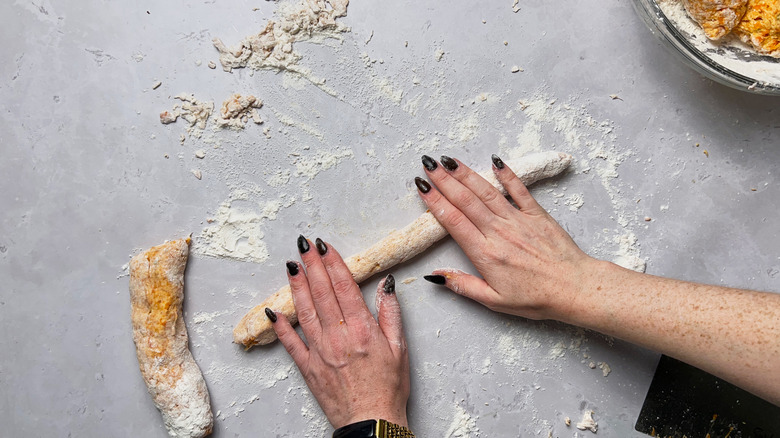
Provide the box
[2,1,778,437]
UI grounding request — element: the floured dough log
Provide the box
[682,0,749,40]
[130,238,213,438]
[233,151,573,348]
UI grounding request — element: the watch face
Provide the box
[332,419,377,438]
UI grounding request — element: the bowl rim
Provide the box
[633,0,780,96]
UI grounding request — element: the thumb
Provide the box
[423,269,498,308]
[376,274,406,356]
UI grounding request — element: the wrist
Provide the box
[336,398,408,430]
[554,257,614,325]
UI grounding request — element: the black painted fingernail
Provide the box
[440,155,458,171]
[384,274,396,294]
[286,261,299,276]
[491,154,505,169]
[414,177,431,193]
[297,235,310,253]
[424,274,446,285]
[422,155,438,171]
[315,238,328,255]
[265,307,277,323]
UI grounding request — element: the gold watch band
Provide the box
[376,419,415,438]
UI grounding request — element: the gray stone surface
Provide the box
[1,1,777,437]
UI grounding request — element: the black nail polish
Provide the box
[421,155,438,171]
[384,274,396,294]
[265,307,277,323]
[491,154,505,169]
[424,275,446,285]
[286,261,299,276]
[440,155,458,171]
[315,238,328,255]
[414,177,431,194]
[297,235,310,253]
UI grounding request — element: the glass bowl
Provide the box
[633,0,780,96]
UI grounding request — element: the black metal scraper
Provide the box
[635,355,780,438]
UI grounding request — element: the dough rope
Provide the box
[233,151,573,348]
[130,238,213,438]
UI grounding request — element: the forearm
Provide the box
[562,259,780,405]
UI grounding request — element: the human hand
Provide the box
[266,236,410,429]
[415,154,596,320]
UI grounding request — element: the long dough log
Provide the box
[233,151,573,348]
[130,238,213,438]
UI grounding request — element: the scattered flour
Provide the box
[266,169,292,188]
[445,404,479,438]
[293,147,355,179]
[193,190,296,263]
[497,329,542,367]
[117,262,129,279]
[448,113,480,143]
[612,232,647,273]
[479,357,492,375]
[272,108,326,140]
[300,392,330,438]
[192,310,230,325]
[204,360,294,388]
[360,53,406,104]
[547,329,587,360]
[190,310,232,337]
[565,193,585,211]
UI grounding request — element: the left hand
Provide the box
[266,237,410,429]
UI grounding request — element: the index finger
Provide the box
[298,235,345,327]
[414,176,486,249]
[315,238,373,324]
[422,156,499,231]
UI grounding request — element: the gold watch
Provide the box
[332,419,415,438]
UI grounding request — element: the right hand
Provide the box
[267,238,410,430]
[416,154,597,320]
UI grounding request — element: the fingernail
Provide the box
[421,155,438,171]
[414,177,431,194]
[265,307,277,323]
[424,274,446,285]
[315,238,328,255]
[384,274,396,294]
[440,155,458,171]
[286,260,299,276]
[297,235,310,253]
[491,154,505,169]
